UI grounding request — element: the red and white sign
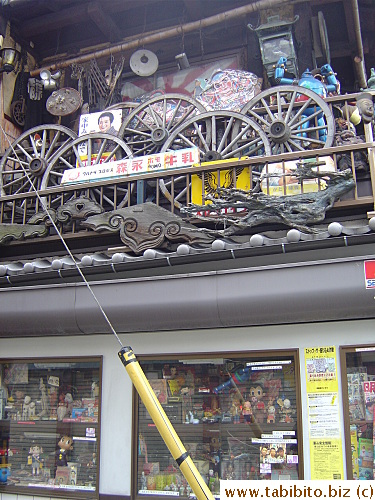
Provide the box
[61,147,200,185]
[364,261,375,288]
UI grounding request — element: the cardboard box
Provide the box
[71,407,88,419]
[55,466,70,485]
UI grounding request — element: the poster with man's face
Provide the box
[78,110,122,137]
[77,110,122,164]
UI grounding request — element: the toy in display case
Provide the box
[0,358,101,496]
[136,355,300,493]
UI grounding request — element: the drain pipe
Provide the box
[30,0,299,77]
[351,0,367,89]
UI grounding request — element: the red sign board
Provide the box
[364,261,375,288]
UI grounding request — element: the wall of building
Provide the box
[1,318,375,499]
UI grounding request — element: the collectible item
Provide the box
[57,401,68,421]
[274,56,339,143]
[56,435,73,467]
[267,405,276,424]
[140,471,147,490]
[22,395,31,420]
[29,443,44,475]
[356,92,374,124]
[250,385,266,423]
[242,400,253,422]
[0,466,11,483]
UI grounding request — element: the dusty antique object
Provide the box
[182,165,355,234]
[46,87,82,116]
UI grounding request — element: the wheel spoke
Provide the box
[29,135,39,158]
[3,174,29,189]
[166,100,182,131]
[288,98,313,127]
[194,122,210,152]
[277,91,282,120]
[260,97,275,121]
[15,142,33,161]
[287,138,306,151]
[290,110,326,130]
[218,116,234,153]
[124,127,152,139]
[3,157,29,169]
[162,98,167,128]
[44,130,60,160]
[221,123,252,156]
[211,116,217,151]
[147,104,162,128]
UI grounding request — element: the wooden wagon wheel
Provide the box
[240,85,335,153]
[118,93,207,157]
[104,101,141,124]
[0,124,77,214]
[41,133,134,210]
[159,110,271,208]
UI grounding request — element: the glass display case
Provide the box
[133,351,302,498]
[341,345,375,480]
[0,357,101,498]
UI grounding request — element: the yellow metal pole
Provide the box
[118,346,215,500]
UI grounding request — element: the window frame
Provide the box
[131,348,303,499]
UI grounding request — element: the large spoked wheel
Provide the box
[118,93,207,156]
[241,85,335,153]
[0,125,77,212]
[159,110,271,208]
[104,101,141,124]
[41,133,134,210]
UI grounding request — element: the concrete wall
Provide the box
[1,318,375,498]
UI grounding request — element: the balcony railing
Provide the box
[0,91,374,241]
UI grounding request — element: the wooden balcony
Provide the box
[0,91,374,258]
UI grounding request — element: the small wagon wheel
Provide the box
[118,93,207,156]
[159,110,271,208]
[241,85,335,153]
[41,133,134,210]
[11,99,26,127]
[0,124,77,213]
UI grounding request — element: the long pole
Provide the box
[118,346,215,500]
[30,0,293,77]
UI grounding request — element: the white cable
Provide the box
[0,124,123,347]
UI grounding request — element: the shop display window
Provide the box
[133,351,302,498]
[341,345,375,480]
[0,357,101,498]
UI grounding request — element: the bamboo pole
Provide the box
[30,0,294,77]
[351,0,368,89]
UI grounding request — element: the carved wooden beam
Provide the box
[83,202,214,254]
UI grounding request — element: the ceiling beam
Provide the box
[87,1,122,43]
[19,0,162,39]
[31,0,297,76]
[21,4,89,38]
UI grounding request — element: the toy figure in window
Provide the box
[250,385,266,424]
[56,435,73,466]
[29,443,44,475]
